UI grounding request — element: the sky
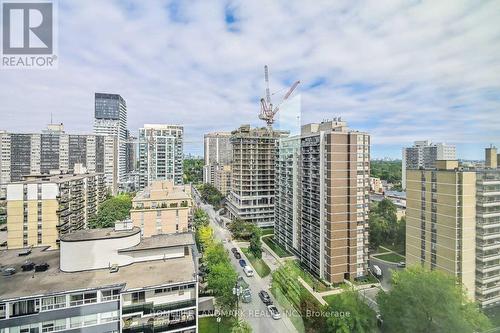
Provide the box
[1,0,499,159]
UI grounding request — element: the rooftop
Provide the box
[60,226,140,242]
[119,232,194,252]
[133,180,191,202]
[0,243,196,302]
[13,172,103,184]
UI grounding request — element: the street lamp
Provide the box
[232,281,242,319]
[216,316,221,333]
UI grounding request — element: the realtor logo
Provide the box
[1,1,57,68]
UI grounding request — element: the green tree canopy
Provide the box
[324,289,377,333]
[88,194,132,229]
[249,226,262,259]
[198,183,224,208]
[377,266,492,333]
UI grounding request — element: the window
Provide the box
[70,294,83,306]
[101,310,119,323]
[10,324,40,333]
[41,295,66,310]
[83,314,97,325]
[10,299,39,317]
[70,292,96,306]
[70,316,83,328]
[131,291,145,304]
[42,319,66,332]
[101,289,120,301]
[0,303,5,319]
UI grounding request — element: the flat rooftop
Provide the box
[14,172,103,184]
[119,232,194,252]
[60,226,141,242]
[0,244,196,302]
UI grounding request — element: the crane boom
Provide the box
[283,80,300,100]
[264,65,271,105]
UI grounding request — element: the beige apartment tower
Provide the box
[406,160,476,300]
[6,173,106,249]
[130,180,192,237]
[214,165,232,197]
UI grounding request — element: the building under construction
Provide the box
[226,125,288,227]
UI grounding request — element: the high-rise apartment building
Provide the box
[406,160,476,300]
[6,172,106,249]
[226,125,288,227]
[297,120,370,283]
[0,227,198,333]
[274,136,301,256]
[94,93,127,182]
[131,180,192,237]
[0,125,118,195]
[138,124,184,190]
[214,165,232,197]
[402,140,456,189]
[203,132,232,185]
[125,130,137,174]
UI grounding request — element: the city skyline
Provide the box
[1,1,499,159]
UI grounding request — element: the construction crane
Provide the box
[259,65,300,127]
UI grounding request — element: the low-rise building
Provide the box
[369,177,383,193]
[0,226,198,333]
[6,173,106,249]
[131,181,192,237]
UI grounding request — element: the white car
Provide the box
[243,265,254,277]
[267,304,281,320]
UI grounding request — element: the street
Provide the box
[370,256,402,291]
[193,190,298,333]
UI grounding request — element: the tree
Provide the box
[207,261,238,311]
[88,194,132,229]
[196,225,213,250]
[193,208,209,228]
[369,199,404,252]
[377,266,492,333]
[249,226,262,259]
[198,183,224,208]
[231,320,252,333]
[324,289,377,333]
[183,158,203,184]
[205,242,229,267]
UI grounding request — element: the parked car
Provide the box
[239,259,247,267]
[2,267,15,276]
[397,261,406,268]
[243,265,254,277]
[267,305,281,320]
[242,289,252,303]
[259,290,273,305]
[231,247,238,253]
[372,265,382,277]
[234,252,242,259]
[237,276,249,289]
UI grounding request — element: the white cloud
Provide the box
[0,0,499,158]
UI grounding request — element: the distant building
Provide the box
[6,172,106,249]
[0,125,118,195]
[0,226,197,333]
[130,180,192,237]
[125,130,137,175]
[226,125,288,227]
[402,140,456,189]
[138,124,184,190]
[214,165,232,197]
[369,177,383,193]
[94,93,128,183]
[203,132,232,185]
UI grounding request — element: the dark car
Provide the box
[231,247,238,253]
[259,290,273,305]
[239,259,247,267]
[234,252,242,259]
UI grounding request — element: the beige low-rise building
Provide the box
[131,180,192,237]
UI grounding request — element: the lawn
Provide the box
[288,260,331,292]
[373,252,405,263]
[262,235,293,258]
[199,316,235,333]
[484,306,500,329]
[353,273,380,285]
[241,248,271,278]
[260,227,274,236]
[323,294,339,305]
[379,243,405,255]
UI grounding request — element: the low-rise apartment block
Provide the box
[6,173,106,249]
[214,165,232,197]
[0,226,197,333]
[131,180,192,237]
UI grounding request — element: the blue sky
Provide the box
[1,0,499,159]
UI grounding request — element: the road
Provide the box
[193,189,297,333]
[370,256,402,291]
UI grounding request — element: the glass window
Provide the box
[83,314,97,325]
[101,310,119,323]
[70,316,82,328]
[70,294,83,306]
